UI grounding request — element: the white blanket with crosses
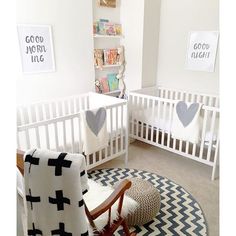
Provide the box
[23,149,89,236]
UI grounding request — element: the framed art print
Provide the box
[186,31,219,72]
[17,24,55,74]
[99,0,116,8]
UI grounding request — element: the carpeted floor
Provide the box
[88,168,208,236]
[94,140,219,236]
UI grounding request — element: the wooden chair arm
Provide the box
[89,179,131,220]
[17,150,24,175]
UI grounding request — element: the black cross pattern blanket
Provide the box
[24,149,89,236]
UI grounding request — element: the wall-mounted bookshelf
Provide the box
[92,1,125,97]
[94,64,121,69]
[93,34,123,39]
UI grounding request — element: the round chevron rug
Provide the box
[88,168,207,236]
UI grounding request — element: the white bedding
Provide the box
[132,106,219,143]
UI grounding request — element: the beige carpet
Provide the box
[94,140,219,236]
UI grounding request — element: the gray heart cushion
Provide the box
[176,101,200,127]
[86,108,106,136]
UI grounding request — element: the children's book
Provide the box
[100,77,110,93]
[103,49,118,65]
[98,19,109,35]
[104,22,116,35]
[114,24,122,35]
[107,73,119,91]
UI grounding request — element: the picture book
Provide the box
[114,24,122,35]
[100,77,110,93]
[107,73,119,91]
[103,49,118,65]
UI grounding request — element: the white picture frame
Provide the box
[17,24,55,74]
[186,31,219,72]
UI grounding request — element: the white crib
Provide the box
[129,86,220,180]
[17,92,128,170]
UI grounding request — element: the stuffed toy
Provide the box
[117,46,125,65]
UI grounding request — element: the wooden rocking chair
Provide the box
[17,150,136,236]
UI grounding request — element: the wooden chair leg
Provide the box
[121,220,136,236]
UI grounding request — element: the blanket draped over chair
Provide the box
[23,149,89,236]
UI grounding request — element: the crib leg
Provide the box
[125,151,128,167]
[211,164,216,181]
[211,149,219,181]
[211,139,220,181]
[125,103,129,168]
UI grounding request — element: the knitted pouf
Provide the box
[125,178,161,226]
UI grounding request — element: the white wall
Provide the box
[120,0,145,91]
[16,0,95,105]
[156,0,219,95]
[142,0,161,88]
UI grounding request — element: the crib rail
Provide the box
[17,94,90,126]
[131,86,219,108]
[129,91,220,180]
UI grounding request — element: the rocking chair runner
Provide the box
[16,150,136,236]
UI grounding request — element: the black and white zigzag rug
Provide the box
[88,168,207,236]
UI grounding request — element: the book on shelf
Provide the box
[107,73,119,91]
[93,19,122,36]
[103,49,118,65]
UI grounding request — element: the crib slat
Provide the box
[155,100,161,144]
[93,153,96,165]
[17,108,23,126]
[161,101,167,145]
[70,118,75,153]
[57,101,63,117]
[51,102,57,118]
[75,97,80,113]
[70,99,74,114]
[35,127,41,148]
[45,125,50,149]
[99,150,102,162]
[110,108,113,155]
[196,94,201,103]
[121,104,124,150]
[150,98,155,142]
[44,103,50,120]
[30,105,37,123]
[145,98,150,139]
[140,97,145,138]
[25,129,30,149]
[206,110,217,161]
[209,97,213,107]
[199,109,208,159]
[23,107,30,125]
[54,123,59,151]
[78,116,82,153]
[63,120,66,150]
[115,107,119,154]
[167,102,173,148]
[211,135,220,180]
[215,97,219,108]
[130,95,134,136]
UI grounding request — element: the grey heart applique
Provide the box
[86,108,106,136]
[176,101,200,127]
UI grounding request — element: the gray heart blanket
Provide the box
[81,107,108,155]
[171,101,202,143]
